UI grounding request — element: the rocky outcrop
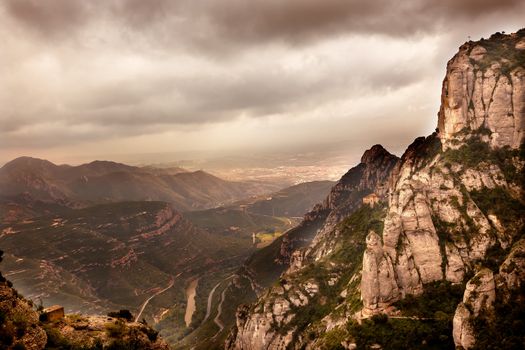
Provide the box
[0,281,47,350]
[360,231,399,316]
[358,32,525,316]
[231,300,293,350]
[438,32,525,149]
[1,249,168,350]
[308,144,398,259]
[452,240,525,349]
[453,269,496,349]
[45,314,170,349]
[227,145,398,350]
[498,239,525,295]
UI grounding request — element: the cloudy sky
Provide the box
[1,0,524,165]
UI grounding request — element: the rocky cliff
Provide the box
[0,250,170,350]
[226,29,525,350]
[0,252,47,350]
[225,145,398,350]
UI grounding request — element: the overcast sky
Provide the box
[1,0,524,165]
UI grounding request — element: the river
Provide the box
[184,278,199,327]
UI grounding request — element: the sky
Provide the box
[1,0,524,166]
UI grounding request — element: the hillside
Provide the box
[223,30,525,350]
[0,201,259,344]
[235,181,335,218]
[0,164,331,348]
[0,158,275,216]
[185,208,295,240]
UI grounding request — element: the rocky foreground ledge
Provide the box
[0,249,169,350]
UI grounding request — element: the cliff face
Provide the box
[0,250,169,350]
[438,33,525,149]
[226,145,398,350]
[226,30,525,350]
[308,144,398,260]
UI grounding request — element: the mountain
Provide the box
[0,157,277,216]
[222,30,525,350]
[0,163,330,348]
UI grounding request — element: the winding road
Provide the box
[211,275,236,338]
[212,288,228,336]
[203,281,222,322]
[135,276,176,322]
[203,274,235,322]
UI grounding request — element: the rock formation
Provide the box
[438,34,525,149]
[226,30,525,350]
[360,231,399,316]
[226,144,399,350]
[0,272,47,349]
[453,268,496,349]
[360,31,525,319]
[308,144,398,260]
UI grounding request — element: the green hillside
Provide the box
[0,201,256,343]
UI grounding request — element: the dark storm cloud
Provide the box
[4,0,524,46]
[3,0,91,37]
[1,0,524,158]
[7,51,424,132]
[205,0,524,45]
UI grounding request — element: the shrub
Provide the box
[470,187,524,228]
[472,285,525,349]
[42,325,71,349]
[142,326,159,342]
[321,328,347,350]
[393,281,463,318]
[442,136,490,167]
[347,317,454,350]
[371,313,388,324]
[107,310,134,322]
[105,320,127,338]
[12,343,26,350]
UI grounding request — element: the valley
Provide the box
[0,157,333,348]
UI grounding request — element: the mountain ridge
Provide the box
[0,156,277,215]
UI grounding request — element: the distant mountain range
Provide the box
[0,157,279,219]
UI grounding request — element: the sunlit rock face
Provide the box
[361,32,525,318]
[438,34,525,149]
[453,268,496,349]
[226,145,399,350]
[360,231,399,316]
